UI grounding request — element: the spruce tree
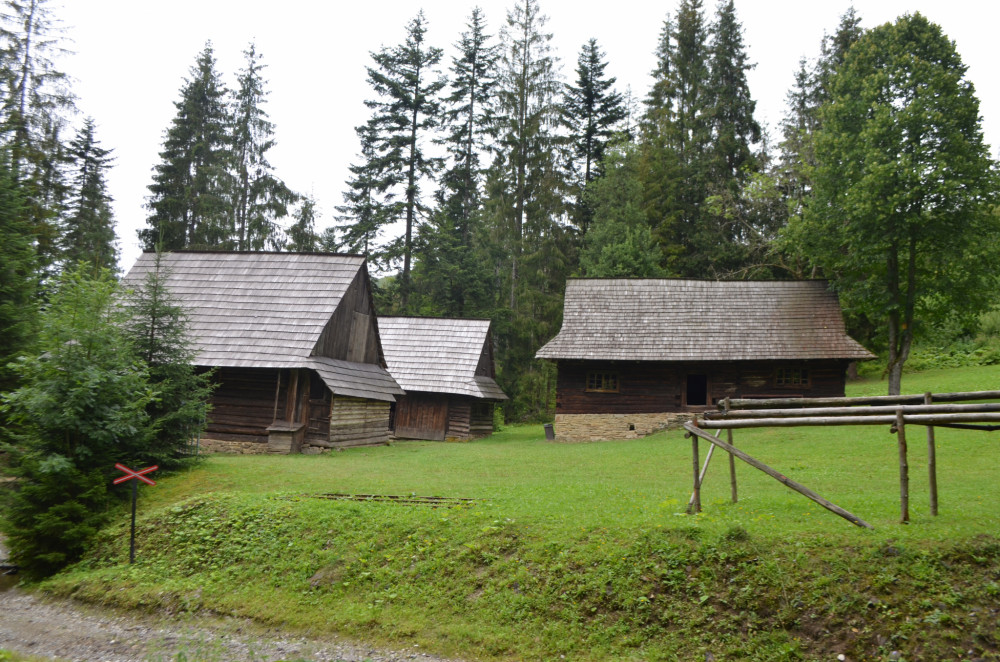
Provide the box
[336,119,397,269]
[141,43,231,251]
[230,43,296,251]
[286,194,320,252]
[0,0,74,278]
[61,118,117,271]
[0,157,34,398]
[562,38,625,234]
[121,251,213,468]
[363,11,445,309]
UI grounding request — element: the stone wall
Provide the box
[552,412,694,442]
[197,438,269,455]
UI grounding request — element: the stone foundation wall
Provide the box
[552,412,694,442]
[197,438,269,455]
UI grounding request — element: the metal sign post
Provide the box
[113,463,158,564]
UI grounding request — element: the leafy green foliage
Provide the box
[1,267,153,576]
[796,13,1000,394]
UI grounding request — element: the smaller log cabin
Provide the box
[123,251,404,453]
[378,317,507,441]
[536,279,874,441]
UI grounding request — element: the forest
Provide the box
[1,0,999,420]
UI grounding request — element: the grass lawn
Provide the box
[37,364,1000,661]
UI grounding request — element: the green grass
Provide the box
[34,365,1000,661]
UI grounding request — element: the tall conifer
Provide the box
[62,118,117,271]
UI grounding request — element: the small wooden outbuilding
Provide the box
[123,251,403,453]
[535,279,874,441]
[378,317,507,441]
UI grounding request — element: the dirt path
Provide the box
[0,585,471,662]
[0,585,470,662]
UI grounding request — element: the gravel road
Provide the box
[0,585,469,662]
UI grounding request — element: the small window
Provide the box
[586,372,619,393]
[775,367,809,387]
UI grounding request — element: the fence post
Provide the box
[896,408,909,524]
[925,392,938,516]
[690,420,701,514]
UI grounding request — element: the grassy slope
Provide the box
[39,365,1000,661]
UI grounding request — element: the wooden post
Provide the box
[688,430,721,511]
[728,428,737,503]
[896,408,909,524]
[925,392,938,516]
[683,422,872,529]
[690,421,701,514]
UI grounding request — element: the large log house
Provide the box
[536,279,874,441]
[378,317,507,441]
[124,251,403,453]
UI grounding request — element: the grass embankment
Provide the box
[39,365,1000,661]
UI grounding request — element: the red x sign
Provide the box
[114,463,158,486]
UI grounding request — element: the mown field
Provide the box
[37,365,1000,661]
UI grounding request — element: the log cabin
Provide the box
[123,251,403,453]
[535,279,874,441]
[377,317,507,441]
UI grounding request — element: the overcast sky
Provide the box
[54,1,1000,271]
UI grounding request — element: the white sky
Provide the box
[54,0,1000,271]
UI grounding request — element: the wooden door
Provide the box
[394,393,448,440]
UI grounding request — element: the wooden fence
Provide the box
[684,390,1000,529]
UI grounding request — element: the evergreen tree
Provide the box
[230,43,295,251]
[799,13,999,394]
[562,38,625,234]
[286,194,320,252]
[705,0,760,187]
[121,251,213,468]
[0,156,34,397]
[363,11,446,309]
[1,267,154,577]
[578,144,665,278]
[411,7,499,318]
[336,119,397,269]
[0,0,74,278]
[486,0,569,420]
[61,118,117,271]
[439,7,499,237]
[141,43,231,251]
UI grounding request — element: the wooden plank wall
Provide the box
[555,360,849,415]
[329,396,391,447]
[470,401,495,438]
[206,367,283,444]
[313,269,379,364]
[394,393,449,441]
[447,400,471,440]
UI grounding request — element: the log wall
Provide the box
[555,360,850,416]
[204,367,283,445]
[325,396,391,448]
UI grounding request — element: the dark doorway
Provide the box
[686,374,708,406]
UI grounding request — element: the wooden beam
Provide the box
[704,402,1000,420]
[683,422,874,529]
[688,428,722,511]
[698,413,1000,429]
[728,428,738,504]
[721,390,1000,410]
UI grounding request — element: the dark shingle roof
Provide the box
[536,279,874,362]
[378,317,508,400]
[122,251,403,401]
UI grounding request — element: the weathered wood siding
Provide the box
[313,268,380,364]
[470,401,494,438]
[446,400,471,440]
[206,367,283,444]
[555,360,849,415]
[394,393,449,441]
[328,396,391,447]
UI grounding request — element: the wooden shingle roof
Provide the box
[536,279,874,362]
[378,317,508,400]
[123,251,403,401]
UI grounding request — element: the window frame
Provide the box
[774,366,810,388]
[585,371,620,393]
